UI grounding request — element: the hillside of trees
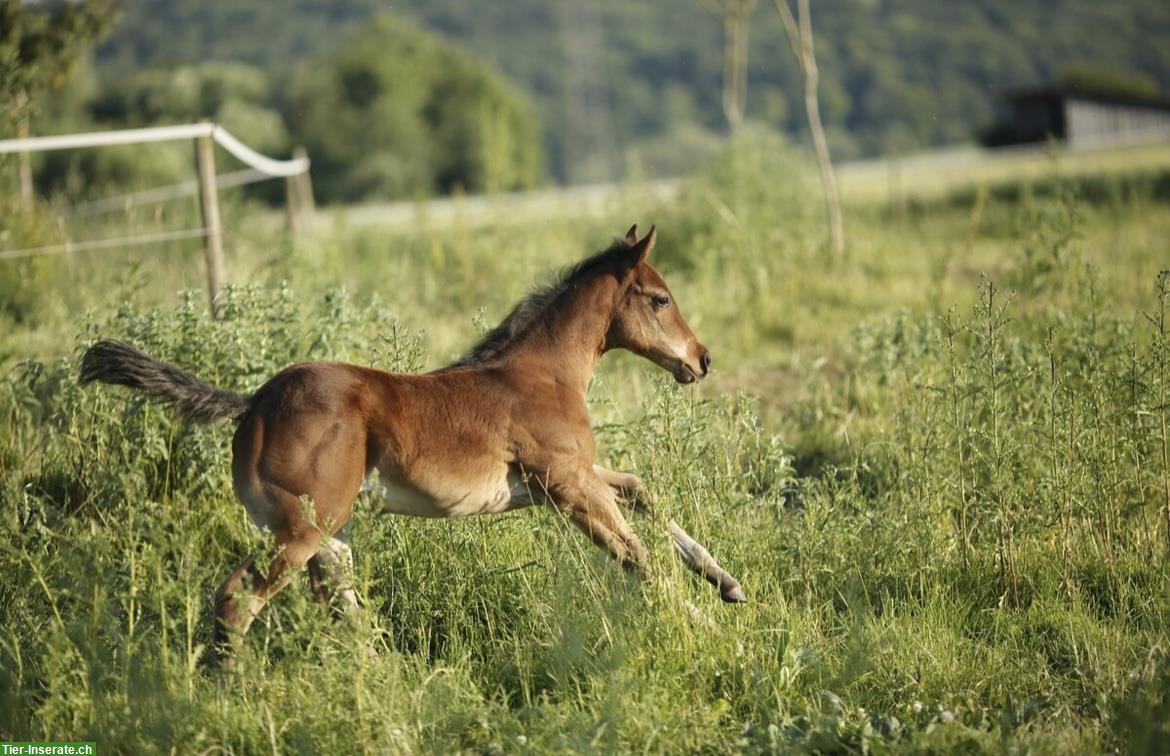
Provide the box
[90,0,1170,185]
[14,9,543,203]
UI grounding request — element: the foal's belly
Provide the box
[362,467,540,518]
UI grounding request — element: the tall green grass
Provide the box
[2,137,1170,752]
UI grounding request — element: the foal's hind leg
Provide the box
[212,531,323,665]
[307,522,360,619]
[593,464,747,603]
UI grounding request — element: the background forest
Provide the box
[11,0,1170,199]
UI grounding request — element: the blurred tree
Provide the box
[702,0,757,133]
[1,0,119,119]
[773,0,843,258]
[88,62,288,154]
[1,0,119,205]
[1058,62,1160,101]
[34,62,290,199]
[284,13,542,201]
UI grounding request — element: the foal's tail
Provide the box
[80,339,250,423]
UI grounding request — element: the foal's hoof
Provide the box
[721,584,748,603]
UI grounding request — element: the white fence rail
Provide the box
[0,122,315,317]
[0,122,309,176]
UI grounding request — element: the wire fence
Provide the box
[0,227,210,261]
[0,122,311,262]
[66,168,269,218]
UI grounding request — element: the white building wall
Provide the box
[1065,99,1170,150]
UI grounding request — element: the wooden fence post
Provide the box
[285,170,302,237]
[194,123,225,317]
[294,146,315,231]
[16,89,33,211]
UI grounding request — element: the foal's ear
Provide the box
[624,224,638,245]
[629,225,656,265]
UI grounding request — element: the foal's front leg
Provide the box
[593,464,747,603]
[549,471,651,580]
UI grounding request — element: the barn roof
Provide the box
[1008,86,1170,112]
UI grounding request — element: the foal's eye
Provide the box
[651,294,671,310]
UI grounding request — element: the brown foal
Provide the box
[80,225,745,663]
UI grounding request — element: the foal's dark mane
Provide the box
[446,239,632,368]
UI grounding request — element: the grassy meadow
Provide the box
[2,137,1170,753]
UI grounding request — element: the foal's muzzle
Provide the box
[674,347,712,384]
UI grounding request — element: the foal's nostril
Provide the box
[700,349,712,375]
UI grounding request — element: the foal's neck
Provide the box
[512,274,616,396]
